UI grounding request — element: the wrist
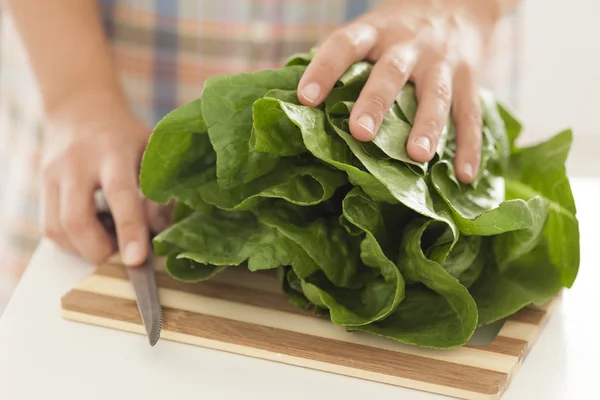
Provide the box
[489,0,517,21]
[44,88,139,139]
[459,0,509,31]
[45,82,128,119]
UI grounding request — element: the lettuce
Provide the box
[139,53,580,349]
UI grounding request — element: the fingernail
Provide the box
[415,136,431,154]
[122,241,142,265]
[301,82,321,104]
[357,114,375,137]
[463,163,474,180]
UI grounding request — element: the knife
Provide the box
[95,191,163,346]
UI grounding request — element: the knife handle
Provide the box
[97,210,117,237]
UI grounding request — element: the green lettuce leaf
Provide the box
[504,129,579,287]
[200,66,306,188]
[140,54,580,349]
[139,98,215,207]
[356,219,478,348]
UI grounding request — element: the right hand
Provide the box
[40,91,169,266]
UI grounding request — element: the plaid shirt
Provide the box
[0,0,521,312]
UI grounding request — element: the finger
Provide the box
[407,63,453,162]
[144,200,161,230]
[101,161,148,267]
[59,178,114,264]
[452,65,482,183]
[349,44,417,141]
[40,179,78,255]
[144,200,171,233]
[297,21,378,106]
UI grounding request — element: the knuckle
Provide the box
[422,119,442,136]
[313,58,337,80]
[42,147,85,181]
[60,144,84,164]
[62,210,88,234]
[390,58,408,76]
[113,213,146,244]
[333,29,361,56]
[365,94,388,118]
[435,81,452,107]
[458,132,483,153]
[461,109,483,129]
[438,46,452,60]
[117,218,144,237]
[104,176,133,199]
[470,112,483,129]
[382,50,410,76]
[466,136,483,151]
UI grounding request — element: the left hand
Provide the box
[297,0,503,183]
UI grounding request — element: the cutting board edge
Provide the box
[60,308,502,400]
[58,263,565,400]
[494,293,563,394]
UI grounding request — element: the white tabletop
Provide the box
[1,177,599,400]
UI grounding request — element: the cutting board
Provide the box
[60,257,560,400]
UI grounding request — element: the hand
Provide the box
[297,0,503,183]
[40,91,170,266]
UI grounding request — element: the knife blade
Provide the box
[126,250,162,346]
[95,191,162,346]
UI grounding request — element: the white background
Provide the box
[517,0,600,176]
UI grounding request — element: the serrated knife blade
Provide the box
[126,251,162,346]
[95,190,163,346]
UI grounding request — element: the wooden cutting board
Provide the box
[61,257,560,400]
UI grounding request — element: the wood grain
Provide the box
[60,261,560,400]
[466,337,527,357]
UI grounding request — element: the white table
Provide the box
[1,178,598,400]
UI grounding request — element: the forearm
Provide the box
[493,0,520,19]
[5,0,126,116]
